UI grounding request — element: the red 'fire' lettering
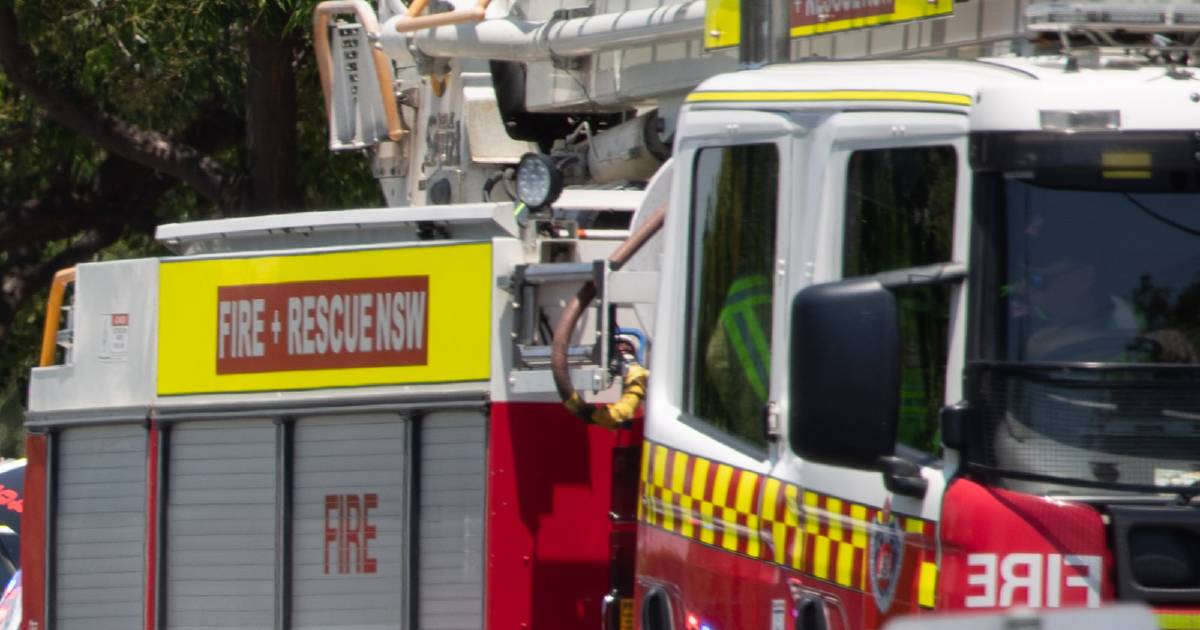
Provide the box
[324,493,379,575]
[323,495,338,575]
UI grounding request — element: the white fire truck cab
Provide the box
[639,53,1200,629]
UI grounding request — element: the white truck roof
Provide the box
[156,189,646,255]
[686,57,1200,131]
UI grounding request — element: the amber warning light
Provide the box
[215,275,429,374]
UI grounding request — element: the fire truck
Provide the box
[20,0,1200,629]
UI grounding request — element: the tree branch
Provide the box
[0,5,246,210]
[0,153,174,250]
[0,227,123,348]
[0,174,167,350]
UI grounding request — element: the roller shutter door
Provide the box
[417,411,486,630]
[166,420,277,630]
[55,424,146,630]
[293,414,409,630]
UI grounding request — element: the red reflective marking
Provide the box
[21,435,47,630]
[819,494,832,538]
[744,473,762,556]
[703,458,718,504]
[681,455,694,499]
[144,423,159,630]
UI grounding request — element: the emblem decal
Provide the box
[868,503,905,613]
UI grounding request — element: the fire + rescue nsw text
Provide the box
[217,291,426,359]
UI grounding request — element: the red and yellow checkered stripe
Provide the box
[640,441,939,607]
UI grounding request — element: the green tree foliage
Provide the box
[0,0,382,455]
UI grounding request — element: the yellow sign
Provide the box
[704,0,742,49]
[705,0,955,50]
[157,243,492,395]
[1102,150,1152,180]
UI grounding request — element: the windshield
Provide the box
[970,133,1200,493]
[995,182,1200,364]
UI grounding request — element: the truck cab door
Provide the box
[641,107,803,630]
[653,107,803,456]
[778,109,971,625]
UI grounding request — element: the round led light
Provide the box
[515,153,563,209]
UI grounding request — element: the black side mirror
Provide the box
[789,278,900,470]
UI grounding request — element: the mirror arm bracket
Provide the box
[876,262,966,291]
[879,455,928,499]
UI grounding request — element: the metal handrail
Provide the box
[313,0,407,142]
[390,0,493,96]
[391,0,492,34]
[38,267,76,367]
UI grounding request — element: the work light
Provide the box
[515,153,563,209]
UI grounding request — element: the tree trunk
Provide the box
[245,21,301,214]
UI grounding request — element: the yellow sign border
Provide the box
[156,243,493,396]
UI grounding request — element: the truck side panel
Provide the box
[416,411,486,630]
[54,424,147,630]
[165,420,276,629]
[293,414,409,629]
[157,411,486,630]
[27,259,158,415]
[486,402,643,630]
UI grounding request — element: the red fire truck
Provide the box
[21,0,1200,629]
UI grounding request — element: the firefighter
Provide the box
[1022,256,1198,363]
[705,273,772,438]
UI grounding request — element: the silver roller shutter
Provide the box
[55,424,146,630]
[293,414,409,630]
[417,411,485,630]
[166,419,277,630]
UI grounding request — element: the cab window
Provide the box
[685,144,780,449]
[844,146,956,454]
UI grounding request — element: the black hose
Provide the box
[551,205,666,419]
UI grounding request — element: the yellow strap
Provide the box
[588,364,650,429]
